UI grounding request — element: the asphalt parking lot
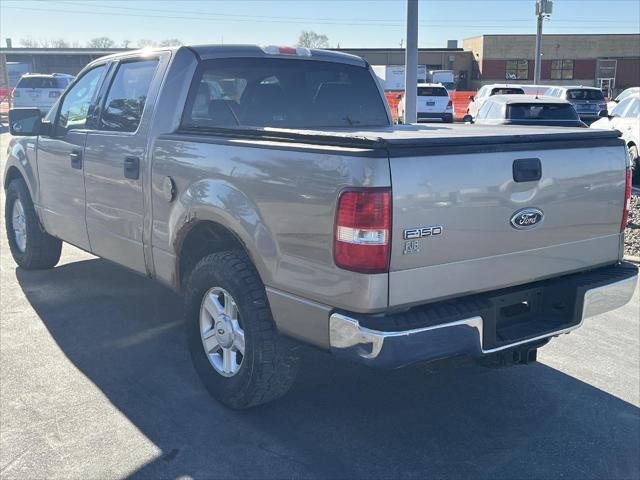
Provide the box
[0,129,638,479]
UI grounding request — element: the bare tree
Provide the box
[159,38,183,47]
[50,38,70,48]
[19,37,39,47]
[137,39,156,48]
[121,39,132,48]
[296,30,329,49]
[87,37,116,48]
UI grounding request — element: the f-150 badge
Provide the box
[403,225,443,239]
[402,225,443,254]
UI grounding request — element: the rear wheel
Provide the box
[5,178,62,270]
[629,145,639,185]
[184,251,300,409]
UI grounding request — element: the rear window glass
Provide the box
[417,87,448,97]
[17,77,68,89]
[566,89,604,101]
[507,103,579,121]
[182,58,389,129]
[490,88,524,96]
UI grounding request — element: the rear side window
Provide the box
[566,89,604,101]
[485,102,503,120]
[490,88,524,96]
[507,103,579,121]
[17,77,67,89]
[182,57,389,129]
[100,59,159,132]
[417,87,448,97]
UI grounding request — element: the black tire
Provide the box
[5,178,62,270]
[629,145,639,186]
[184,251,300,409]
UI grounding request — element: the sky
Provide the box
[1,0,639,49]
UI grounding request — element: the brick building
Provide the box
[463,34,640,95]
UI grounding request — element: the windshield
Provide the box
[417,87,448,97]
[17,77,69,89]
[566,89,604,101]
[616,88,639,102]
[490,88,524,96]
[182,57,389,129]
[507,103,580,121]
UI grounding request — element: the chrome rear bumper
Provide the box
[329,264,637,368]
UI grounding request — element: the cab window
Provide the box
[56,65,106,135]
[611,97,633,117]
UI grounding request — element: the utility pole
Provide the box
[534,0,553,84]
[404,0,418,123]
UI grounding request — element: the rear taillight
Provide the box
[49,91,60,98]
[335,189,391,274]
[621,166,632,232]
[446,100,453,109]
[12,89,19,98]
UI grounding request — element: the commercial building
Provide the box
[1,33,638,95]
[463,34,640,95]
[335,47,474,90]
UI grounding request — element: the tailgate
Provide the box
[388,133,627,307]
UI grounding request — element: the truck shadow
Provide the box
[16,258,640,480]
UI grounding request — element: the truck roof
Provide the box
[191,45,367,67]
[97,44,367,68]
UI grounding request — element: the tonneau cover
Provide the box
[178,124,622,151]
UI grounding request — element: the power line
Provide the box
[3,4,638,28]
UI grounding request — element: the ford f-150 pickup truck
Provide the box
[5,45,637,409]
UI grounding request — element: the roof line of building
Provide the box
[464,33,640,39]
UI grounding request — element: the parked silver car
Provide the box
[12,73,74,115]
[544,86,607,124]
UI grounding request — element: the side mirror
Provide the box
[463,114,474,123]
[468,95,475,101]
[9,108,44,136]
[598,110,609,118]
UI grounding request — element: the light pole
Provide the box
[404,0,418,123]
[534,0,553,84]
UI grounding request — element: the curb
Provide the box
[624,255,640,264]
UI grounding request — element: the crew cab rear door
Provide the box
[83,52,169,274]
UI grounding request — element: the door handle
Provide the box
[124,156,140,180]
[70,150,82,169]
[513,158,542,183]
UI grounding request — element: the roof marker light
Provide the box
[261,45,312,57]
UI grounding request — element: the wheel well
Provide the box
[4,166,24,190]
[177,221,248,289]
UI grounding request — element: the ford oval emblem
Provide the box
[510,208,544,230]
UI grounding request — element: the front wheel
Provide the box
[184,251,300,409]
[5,178,62,270]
